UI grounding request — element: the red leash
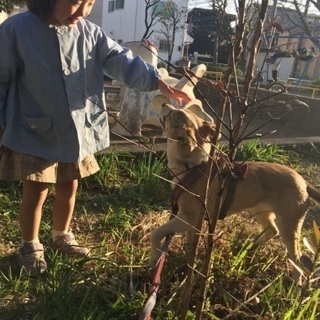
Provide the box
[140,233,174,320]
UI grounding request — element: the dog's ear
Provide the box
[199,122,221,142]
[184,100,213,123]
[152,94,170,115]
[160,104,176,118]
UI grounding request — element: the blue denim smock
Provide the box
[0,11,160,162]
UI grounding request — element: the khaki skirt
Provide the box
[0,149,100,183]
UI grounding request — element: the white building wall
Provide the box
[0,6,23,23]
[101,0,144,42]
[89,0,190,66]
[0,11,8,23]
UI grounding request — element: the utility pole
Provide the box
[304,0,310,17]
[271,0,278,19]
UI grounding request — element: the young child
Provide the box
[0,0,191,276]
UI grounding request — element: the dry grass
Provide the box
[0,146,319,319]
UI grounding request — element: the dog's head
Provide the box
[153,96,220,161]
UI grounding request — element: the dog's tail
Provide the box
[307,184,320,205]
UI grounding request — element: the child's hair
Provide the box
[26,0,56,16]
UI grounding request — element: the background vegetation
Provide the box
[0,142,319,319]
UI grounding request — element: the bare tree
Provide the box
[277,0,320,46]
[157,0,187,67]
[141,0,161,39]
[209,0,234,65]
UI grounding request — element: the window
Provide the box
[108,1,114,12]
[108,0,124,12]
[115,0,124,10]
[159,40,170,52]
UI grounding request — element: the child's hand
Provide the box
[157,79,192,106]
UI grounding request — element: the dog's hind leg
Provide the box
[252,211,279,247]
[184,228,197,262]
[276,212,306,284]
[149,213,192,267]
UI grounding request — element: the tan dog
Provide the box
[150,100,320,284]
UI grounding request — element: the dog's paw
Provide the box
[148,254,160,268]
[148,258,157,268]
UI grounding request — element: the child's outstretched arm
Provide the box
[157,79,192,106]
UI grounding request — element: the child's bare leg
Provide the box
[18,180,49,275]
[51,179,88,256]
[52,179,78,232]
[19,180,49,241]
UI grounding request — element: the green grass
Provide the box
[0,145,319,319]
[234,139,300,165]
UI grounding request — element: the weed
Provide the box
[0,149,319,319]
[234,139,299,164]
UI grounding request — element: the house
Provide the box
[0,11,7,23]
[277,7,320,82]
[88,0,191,66]
[255,5,320,83]
[187,7,236,64]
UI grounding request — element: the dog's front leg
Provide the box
[149,214,191,267]
[185,229,196,246]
